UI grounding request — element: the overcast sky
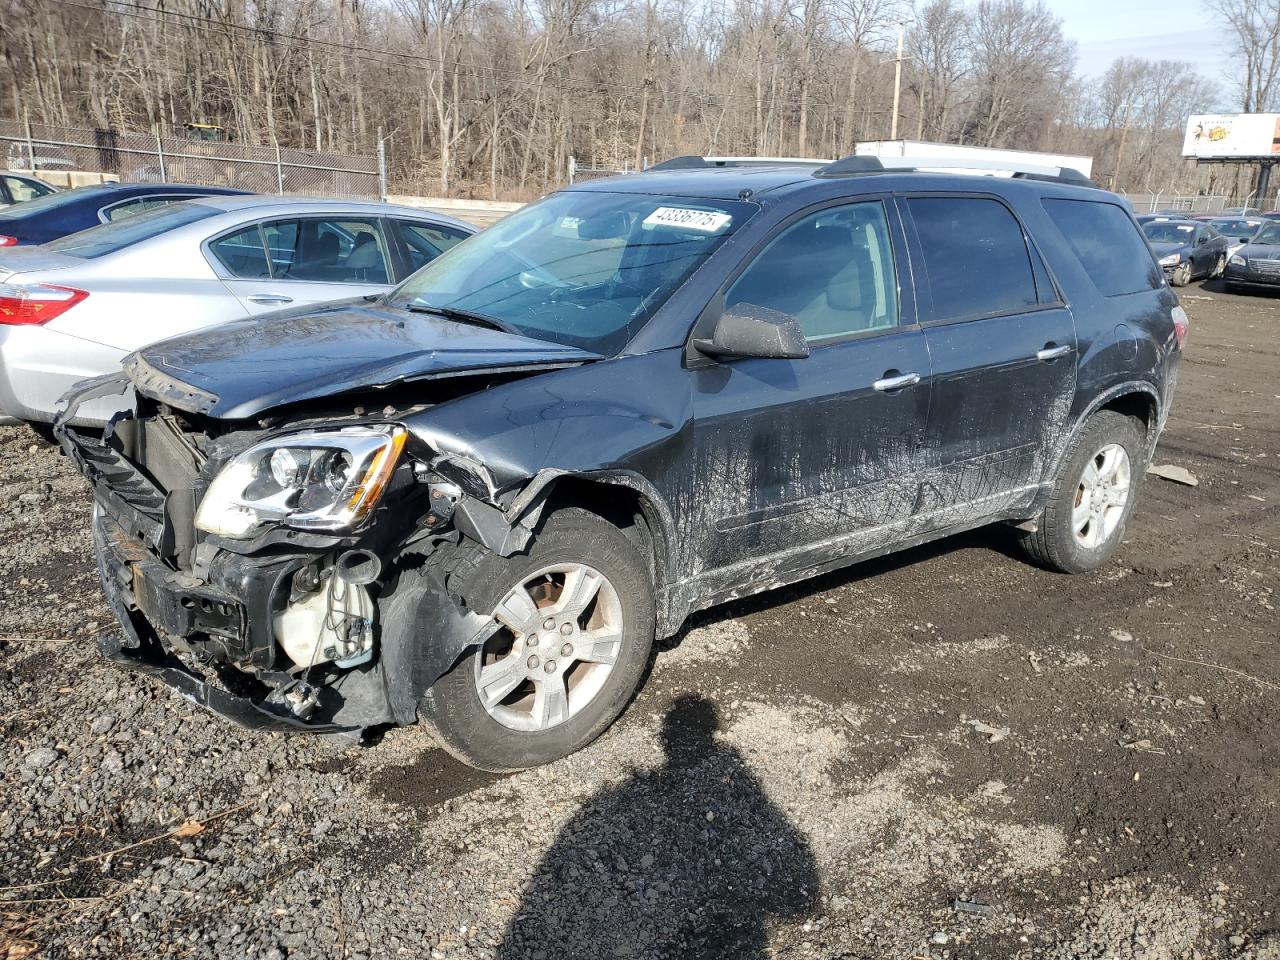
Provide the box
[1045,0,1235,98]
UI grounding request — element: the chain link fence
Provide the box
[1121,192,1279,215]
[567,156,635,184]
[1,118,381,198]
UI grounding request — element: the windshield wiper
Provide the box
[405,302,517,335]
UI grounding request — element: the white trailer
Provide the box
[855,139,1093,178]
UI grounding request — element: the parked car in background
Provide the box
[55,155,1184,771]
[0,195,476,425]
[0,182,250,246]
[5,144,76,173]
[1208,216,1266,258]
[0,174,58,208]
[1216,207,1264,218]
[1223,220,1280,292]
[1141,217,1229,285]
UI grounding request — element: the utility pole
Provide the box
[890,23,904,141]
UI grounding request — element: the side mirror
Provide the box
[1196,234,1208,245]
[694,302,810,361]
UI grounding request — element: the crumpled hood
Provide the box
[1148,241,1191,259]
[127,299,600,419]
[1239,241,1280,259]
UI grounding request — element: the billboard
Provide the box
[1182,114,1280,159]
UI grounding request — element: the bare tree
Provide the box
[0,0,1228,199]
[964,0,1074,148]
[907,0,969,142]
[1212,0,1280,111]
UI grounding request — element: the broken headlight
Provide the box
[195,426,407,538]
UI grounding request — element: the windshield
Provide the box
[390,190,756,355]
[1142,221,1196,244]
[44,202,218,258]
[1211,219,1262,239]
[1253,223,1280,245]
[0,184,115,220]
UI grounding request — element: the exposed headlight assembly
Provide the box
[195,426,407,538]
[1158,253,1182,266]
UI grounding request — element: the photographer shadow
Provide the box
[497,695,819,959]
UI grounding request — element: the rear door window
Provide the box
[259,218,391,283]
[1043,199,1162,297]
[397,220,472,272]
[906,196,1039,322]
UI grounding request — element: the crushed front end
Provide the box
[55,374,503,735]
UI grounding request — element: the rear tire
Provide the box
[1213,253,1227,278]
[1017,410,1147,574]
[418,508,655,772]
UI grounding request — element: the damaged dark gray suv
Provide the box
[57,155,1185,771]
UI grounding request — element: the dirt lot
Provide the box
[2,282,1278,960]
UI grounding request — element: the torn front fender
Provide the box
[375,555,499,725]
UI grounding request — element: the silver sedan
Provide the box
[0,195,476,425]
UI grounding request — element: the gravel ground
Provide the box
[2,282,1279,960]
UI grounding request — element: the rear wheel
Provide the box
[1017,410,1146,574]
[1213,253,1227,278]
[419,508,655,771]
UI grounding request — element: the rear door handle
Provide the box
[247,293,293,305]
[873,372,921,392]
[1036,344,1072,361]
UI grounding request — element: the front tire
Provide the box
[1172,261,1192,287]
[1017,410,1147,574]
[419,508,655,772]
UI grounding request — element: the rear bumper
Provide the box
[0,325,129,425]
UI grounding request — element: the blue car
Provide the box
[0,182,249,246]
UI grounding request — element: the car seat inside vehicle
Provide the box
[727,209,895,342]
[344,232,388,283]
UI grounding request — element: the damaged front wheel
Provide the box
[419,508,655,772]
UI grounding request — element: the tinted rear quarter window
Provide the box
[907,196,1038,322]
[1042,198,1162,297]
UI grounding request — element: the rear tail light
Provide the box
[1171,305,1189,350]
[0,282,89,326]
[0,236,17,247]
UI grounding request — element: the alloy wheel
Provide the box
[1072,443,1132,549]
[473,563,624,732]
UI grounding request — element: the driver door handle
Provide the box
[873,372,921,392]
[247,293,293,305]
[1036,344,1072,361]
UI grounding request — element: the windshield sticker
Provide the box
[643,207,732,233]
[1177,225,1193,232]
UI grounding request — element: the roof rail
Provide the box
[811,156,886,177]
[813,154,1095,186]
[646,155,829,171]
